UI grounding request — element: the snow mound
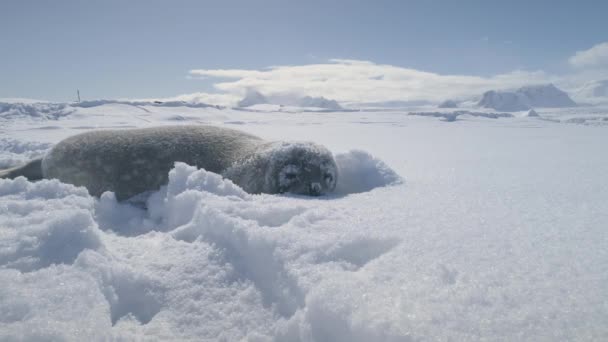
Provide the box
[0,177,99,272]
[0,138,51,169]
[334,150,402,194]
[478,84,576,111]
[0,102,75,120]
[0,176,164,338]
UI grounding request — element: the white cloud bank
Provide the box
[189,59,552,105]
[569,42,608,68]
[174,42,608,107]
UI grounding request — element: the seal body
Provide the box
[12,125,338,200]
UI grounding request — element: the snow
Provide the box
[1,101,608,341]
[297,96,342,110]
[478,84,577,111]
[438,99,458,108]
[0,138,51,169]
[238,90,269,107]
[0,102,75,120]
[238,90,342,110]
[478,90,530,111]
[517,84,577,107]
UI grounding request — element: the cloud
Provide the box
[569,42,608,68]
[188,59,552,104]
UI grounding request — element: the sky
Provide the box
[1,0,607,104]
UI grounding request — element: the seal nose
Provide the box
[309,182,322,196]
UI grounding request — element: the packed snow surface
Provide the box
[1,101,608,341]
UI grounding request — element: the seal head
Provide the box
[270,142,338,196]
[223,141,338,196]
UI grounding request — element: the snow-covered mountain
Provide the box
[478,91,530,111]
[297,96,342,110]
[478,84,577,111]
[237,90,268,107]
[518,84,577,107]
[237,90,342,110]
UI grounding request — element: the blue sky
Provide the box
[1,0,607,102]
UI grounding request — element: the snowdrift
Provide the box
[0,138,52,169]
[0,155,401,340]
[0,100,221,122]
[0,102,75,120]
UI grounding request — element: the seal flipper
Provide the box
[0,158,43,180]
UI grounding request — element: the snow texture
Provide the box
[334,150,401,195]
[0,138,51,169]
[1,100,608,341]
[0,102,75,120]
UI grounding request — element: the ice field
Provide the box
[1,101,607,341]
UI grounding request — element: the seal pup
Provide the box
[0,125,338,200]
